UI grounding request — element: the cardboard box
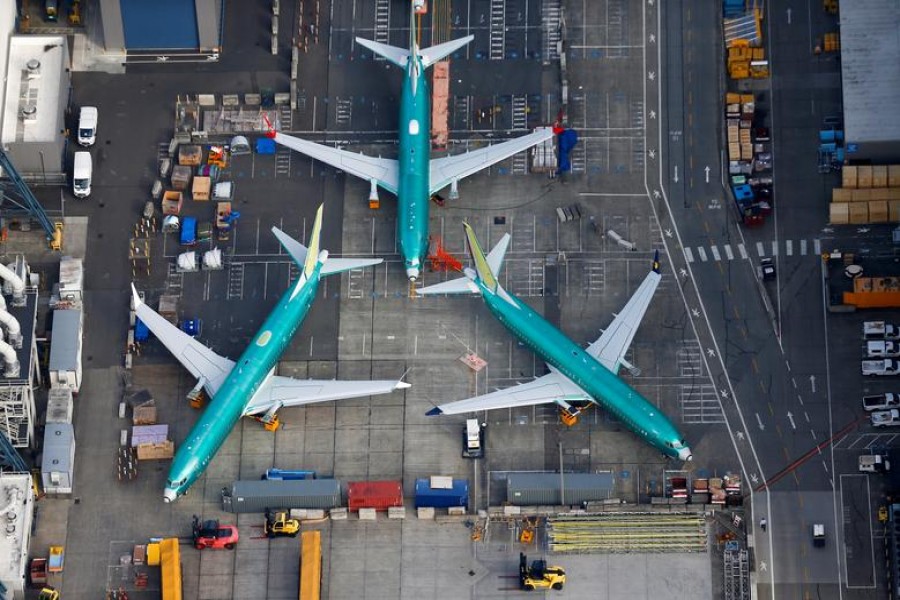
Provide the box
[852,189,872,202]
[832,188,853,202]
[729,143,741,160]
[889,188,900,200]
[873,166,888,188]
[871,188,892,201]
[177,144,202,166]
[726,93,742,104]
[829,202,849,224]
[869,200,889,223]
[843,165,858,189]
[848,202,869,224]
[857,165,873,188]
[888,165,900,187]
[192,176,211,201]
[136,440,175,460]
[890,200,900,221]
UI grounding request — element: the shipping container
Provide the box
[41,423,75,494]
[506,473,615,506]
[347,480,403,511]
[46,387,73,424]
[414,478,468,509]
[49,309,83,393]
[222,479,342,513]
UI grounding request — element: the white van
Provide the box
[77,106,98,146]
[72,152,92,198]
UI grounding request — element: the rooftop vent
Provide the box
[25,59,40,79]
[20,105,37,124]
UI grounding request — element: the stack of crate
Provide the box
[727,42,753,79]
[823,32,840,53]
[829,165,900,224]
[725,94,755,162]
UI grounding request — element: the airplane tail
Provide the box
[417,227,510,296]
[273,205,383,279]
[355,2,473,70]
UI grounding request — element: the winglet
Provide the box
[652,250,661,274]
[426,406,443,416]
[263,114,276,139]
[463,223,498,292]
[304,204,324,277]
[130,283,143,308]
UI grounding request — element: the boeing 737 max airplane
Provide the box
[271,4,554,281]
[134,205,410,502]
[417,224,692,462]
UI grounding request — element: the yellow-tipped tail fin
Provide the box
[304,204,324,277]
[463,223,498,292]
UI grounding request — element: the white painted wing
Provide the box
[274,132,399,194]
[133,298,234,396]
[428,128,554,195]
[585,269,661,373]
[243,376,409,416]
[429,371,590,415]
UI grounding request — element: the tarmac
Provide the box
[14,0,745,598]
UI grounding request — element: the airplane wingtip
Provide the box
[426,407,443,416]
[130,283,142,307]
[395,381,412,390]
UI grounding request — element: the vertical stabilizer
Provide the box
[304,204,324,277]
[463,223,499,292]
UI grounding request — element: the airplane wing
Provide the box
[132,287,234,396]
[273,132,399,194]
[427,371,590,415]
[428,128,554,195]
[242,376,410,416]
[585,268,662,373]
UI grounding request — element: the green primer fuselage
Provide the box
[164,264,322,500]
[478,281,687,460]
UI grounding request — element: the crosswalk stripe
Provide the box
[698,247,708,262]
[710,246,721,261]
[756,242,764,257]
[771,241,778,256]
[684,247,694,263]
[814,239,821,255]
[724,245,734,260]
[786,240,793,256]
[738,244,748,259]
[800,239,807,256]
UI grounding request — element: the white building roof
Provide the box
[2,35,67,145]
[0,473,34,594]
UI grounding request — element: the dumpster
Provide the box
[180,217,198,245]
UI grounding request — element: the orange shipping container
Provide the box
[848,202,869,224]
[829,202,849,224]
[843,165,858,188]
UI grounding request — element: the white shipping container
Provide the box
[48,309,83,393]
[41,423,75,495]
[46,387,73,424]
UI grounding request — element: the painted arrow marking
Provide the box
[756,413,765,430]
[787,412,796,429]
[704,166,710,183]
[674,166,679,183]
[809,375,816,394]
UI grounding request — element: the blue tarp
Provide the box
[256,138,277,155]
[180,217,197,245]
[121,0,199,50]
[134,318,150,342]
[557,129,579,174]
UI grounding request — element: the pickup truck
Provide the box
[863,393,900,411]
[866,340,900,358]
[871,409,900,427]
[864,321,900,340]
[862,359,900,376]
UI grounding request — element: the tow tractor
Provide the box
[192,515,239,549]
[38,588,59,600]
[519,553,565,591]
[264,508,301,538]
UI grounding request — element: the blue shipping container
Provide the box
[415,478,468,509]
[263,468,316,480]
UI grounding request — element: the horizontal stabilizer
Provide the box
[355,37,409,67]
[321,257,383,276]
[416,276,479,296]
[419,36,475,68]
[272,226,309,267]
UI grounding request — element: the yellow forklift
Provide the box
[38,587,59,600]
[264,508,301,538]
[519,553,565,591]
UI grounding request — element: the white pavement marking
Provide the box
[738,244,748,259]
[814,239,821,255]
[684,247,694,263]
[786,240,793,256]
[724,245,734,260]
[800,239,807,255]
[710,246,721,261]
[697,247,708,262]
[756,242,765,257]
[771,241,778,256]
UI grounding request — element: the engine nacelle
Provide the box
[449,179,459,200]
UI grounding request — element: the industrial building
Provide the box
[840,1,900,162]
[0,10,70,180]
[0,473,35,600]
[96,0,224,55]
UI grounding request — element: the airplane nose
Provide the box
[406,267,420,281]
[163,488,177,503]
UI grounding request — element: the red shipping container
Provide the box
[347,480,403,511]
